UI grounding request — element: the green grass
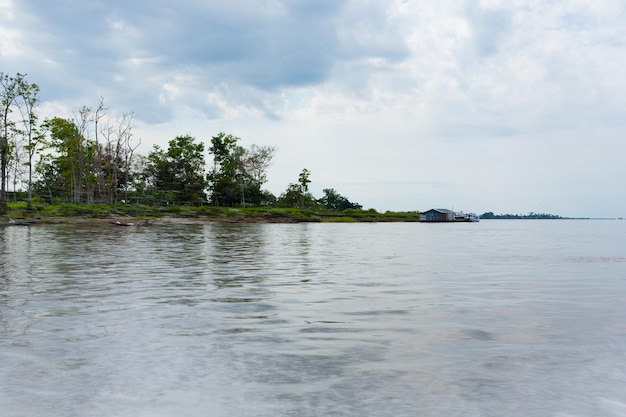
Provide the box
[320,216,359,223]
[5,202,420,223]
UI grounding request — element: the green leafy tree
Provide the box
[208,132,276,206]
[15,79,43,207]
[276,183,304,208]
[35,117,96,203]
[142,135,207,205]
[299,168,311,193]
[31,100,139,205]
[277,168,316,209]
[208,132,240,206]
[318,188,362,211]
[34,153,65,202]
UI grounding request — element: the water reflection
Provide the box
[208,223,270,290]
[1,221,626,417]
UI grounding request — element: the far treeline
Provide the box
[480,212,580,219]
[0,72,368,215]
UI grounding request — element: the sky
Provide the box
[1,0,625,217]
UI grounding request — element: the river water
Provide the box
[1,220,626,417]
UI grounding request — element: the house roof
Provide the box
[423,208,454,214]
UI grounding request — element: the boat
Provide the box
[454,212,480,222]
[109,220,153,227]
[109,221,135,226]
[420,208,480,223]
[0,220,37,227]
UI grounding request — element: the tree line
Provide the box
[0,72,361,214]
[480,212,564,219]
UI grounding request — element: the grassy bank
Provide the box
[4,202,421,224]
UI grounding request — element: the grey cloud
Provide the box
[464,2,512,57]
[284,0,345,18]
[7,0,414,124]
[337,1,410,62]
[134,3,341,90]
[18,0,407,87]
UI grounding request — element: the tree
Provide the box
[36,117,95,203]
[297,168,312,208]
[208,132,240,206]
[243,144,276,186]
[93,97,106,200]
[7,132,27,199]
[277,168,316,209]
[73,105,96,203]
[33,152,66,202]
[15,79,43,207]
[119,114,141,204]
[208,132,276,206]
[299,168,311,193]
[238,144,276,206]
[318,188,362,211]
[0,72,26,213]
[31,100,139,205]
[142,135,207,205]
[277,183,303,208]
[99,111,139,204]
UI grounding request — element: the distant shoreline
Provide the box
[4,203,614,225]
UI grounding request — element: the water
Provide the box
[1,220,626,417]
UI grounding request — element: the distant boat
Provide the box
[109,220,153,227]
[0,220,37,227]
[454,212,480,222]
[109,221,135,226]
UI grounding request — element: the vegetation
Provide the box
[480,211,565,219]
[318,188,362,211]
[207,132,276,207]
[1,72,36,213]
[5,201,421,223]
[141,135,207,205]
[1,71,420,223]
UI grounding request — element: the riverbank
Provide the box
[2,202,421,225]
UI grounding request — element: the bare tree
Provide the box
[121,113,140,203]
[243,144,277,186]
[7,131,27,199]
[0,72,25,214]
[99,112,139,204]
[74,106,94,203]
[99,121,117,204]
[94,97,106,202]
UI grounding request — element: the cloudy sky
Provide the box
[2,0,625,217]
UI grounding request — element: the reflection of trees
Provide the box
[0,226,36,283]
[264,223,319,281]
[205,223,277,334]
[0,228,8,311]
[150,224,206,267]
[0,226,60,333]
[207,224,317,288]
[294,223,314,277]
[207,223,269,290]
[43,225,142,278]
